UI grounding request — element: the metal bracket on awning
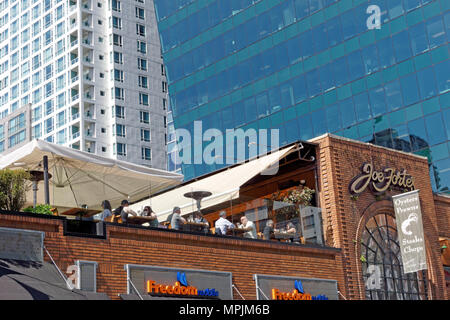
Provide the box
[256,285,270,300]
[232,284,245,300]
[127,276,144,301]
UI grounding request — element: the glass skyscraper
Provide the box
[154,0,450,193]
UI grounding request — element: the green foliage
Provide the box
[281,186,316,206]
[23,204,53,215]
[0,169,30,211]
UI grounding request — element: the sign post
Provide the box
[392,190,428,274]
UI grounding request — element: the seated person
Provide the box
[100,200,112,221]
[193,211,210,233]
[286,222,297,234]
[141,206,159,228]
[263,219,275,240]
[170,206,186,230]
[214,211,235,235]
[239,216,257,239]
[119,200,138,223]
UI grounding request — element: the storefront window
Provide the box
[361,213,429,300]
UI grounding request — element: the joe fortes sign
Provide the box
[349,163,415,196]
[392,190,428,274]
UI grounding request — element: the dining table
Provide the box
[273,231,300,242]
[182,221,210,233]
[226,227,248,237]
[61,208,101,220]
[126,215,155,225]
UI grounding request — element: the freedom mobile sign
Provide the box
[124,264,233,300]
[392,190,428,274]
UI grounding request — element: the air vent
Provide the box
[76,260,98,292]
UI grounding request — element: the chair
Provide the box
[110,215,122,224]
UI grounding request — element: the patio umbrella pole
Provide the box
[32,180,38,209]
[43,156,50,205]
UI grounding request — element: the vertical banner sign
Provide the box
[392,190,428,274]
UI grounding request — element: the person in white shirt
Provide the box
[239,216,257,239]
[214,211,235,235]
[120,200,138,223]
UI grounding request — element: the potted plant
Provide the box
[23,204,54,215]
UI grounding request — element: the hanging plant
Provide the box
[269,186,315,221]
[282,187,315,206]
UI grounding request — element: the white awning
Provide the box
[130,146,296,220]
[0,140,184,210]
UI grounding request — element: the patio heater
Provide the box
[28,170,52,208]
[183,191,212,216]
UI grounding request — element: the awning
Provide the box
[0,140,183,211]
[130,146,296,220]
[0,259,110,300]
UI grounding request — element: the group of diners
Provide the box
[97,200,301,242]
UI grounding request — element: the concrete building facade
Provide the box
[0,0,168,169]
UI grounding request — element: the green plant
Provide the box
[350,195,359,201]
[23,204,53,215]
[269,187,315,221]
[283,187,315,206]
[360,255,367,263]
[0,169,30,211]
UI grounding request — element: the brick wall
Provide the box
[434,194,450,238]
[313,134,448,300]
[1,134,447,300]
[0,212,344,300]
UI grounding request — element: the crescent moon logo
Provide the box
[401,213,418,236]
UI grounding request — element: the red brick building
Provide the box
[0,134,448,300]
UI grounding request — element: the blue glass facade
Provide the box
[154,0,450,192]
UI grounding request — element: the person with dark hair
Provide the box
[286,222,296,234]
[100,200,112,221]
[193,211,210,234]
[141,206,159,228]
[119,199,137,223]
[263,219,275,241]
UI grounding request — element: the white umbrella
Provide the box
[0,140,183,210]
